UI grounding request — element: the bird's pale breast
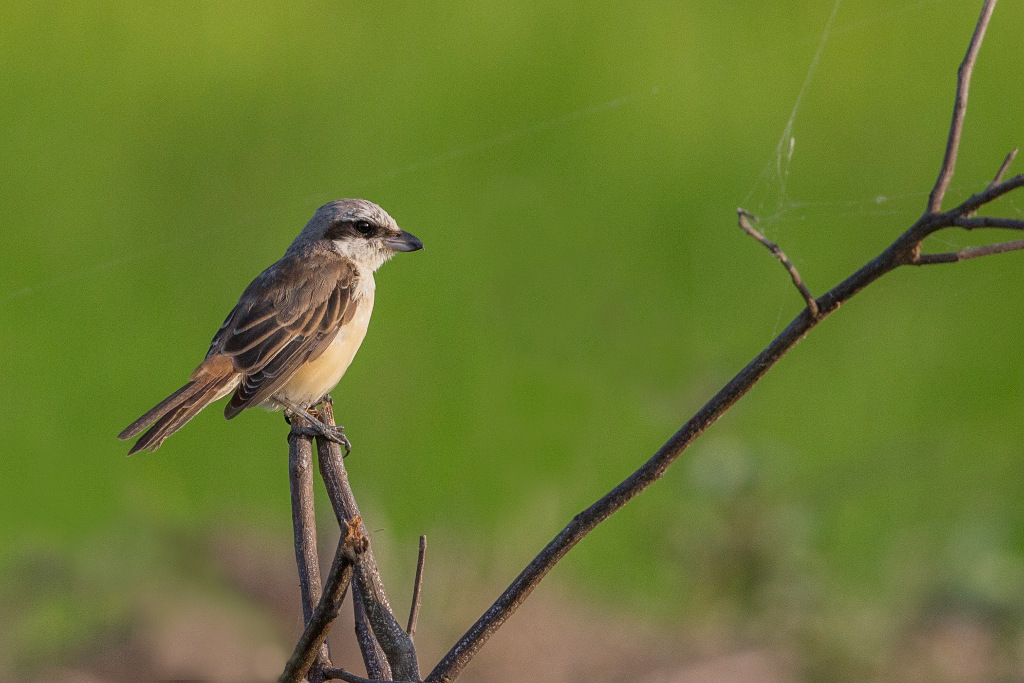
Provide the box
[270,283,375,408]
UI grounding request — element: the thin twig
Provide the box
[280,519,367,683]
[426,4,1023,681]
[947,174,1024,216]
[354,588,390,680]
[323,668,379,683]
[952,216,1024,230]
[737,209,819,318]
[990,148,1018,188]
[914,239,1024,265]
[407,536,427,639]
[927,0,997,213]
[970,149,1021,217]
[316,401,420,681]
[288,418,330,682]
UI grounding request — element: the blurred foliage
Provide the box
[3,0,1024,677]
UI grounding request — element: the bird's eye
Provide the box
[355,220,374,236]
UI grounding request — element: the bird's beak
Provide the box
[385,230,424,252]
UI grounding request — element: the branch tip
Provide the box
[408,535,427,639]
[991,148,1018,188]
[926,0,997,214]
[967,148,1020,217]
[737,208,819,319]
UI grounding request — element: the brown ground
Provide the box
[15,527,1018,683]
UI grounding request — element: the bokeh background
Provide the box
[3,1,1024,681]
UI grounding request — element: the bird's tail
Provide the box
[118,356,237,455]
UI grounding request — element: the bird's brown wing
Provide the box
[209,250,359,418]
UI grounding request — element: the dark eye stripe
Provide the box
[325,221,348,240]
[326,219,376,240]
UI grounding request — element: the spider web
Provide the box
[738,0,984,242]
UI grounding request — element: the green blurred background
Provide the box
[3,1,1024,680]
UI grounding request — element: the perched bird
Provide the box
[119,199,423,455]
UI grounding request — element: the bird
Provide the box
[119,198,423,455]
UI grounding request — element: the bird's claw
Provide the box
[321,424,352,455]
[289,418,351,456]
[284,400,352,455]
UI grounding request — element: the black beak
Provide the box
[385,230,424,252]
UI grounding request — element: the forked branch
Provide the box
[738,209,819,318]
[279,518,368,683]
[989,148,1018,188]
[353,589,390,679]
[323,667,379,683]
[927,0,997,213]
[315,402,419,681]
[914,238,1024,265]
[425,2,1021,681]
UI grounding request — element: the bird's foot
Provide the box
[286,406,352,455]
[318,423,352,456]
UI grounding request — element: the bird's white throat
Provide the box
[331,238,394,273]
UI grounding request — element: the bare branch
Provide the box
[738,209,819,318]
[407,535,427,639]
[323,668,379,683]
[280,519,367,683]
[949,174,1024,216]
[927,0,997,213]
[425,4,1023,681]
[354,588,391,680]
[952,216,1024,230]
[287,420,330,683]
[970,149,1021,217]
[914,239,1024,265]
[990,148,1018,187]
[316,401,420,681]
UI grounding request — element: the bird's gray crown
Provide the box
[316,199,397,229]
[294,199,399,243]
[288,198,412,273]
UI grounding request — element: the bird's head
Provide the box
[293,198,423,271]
